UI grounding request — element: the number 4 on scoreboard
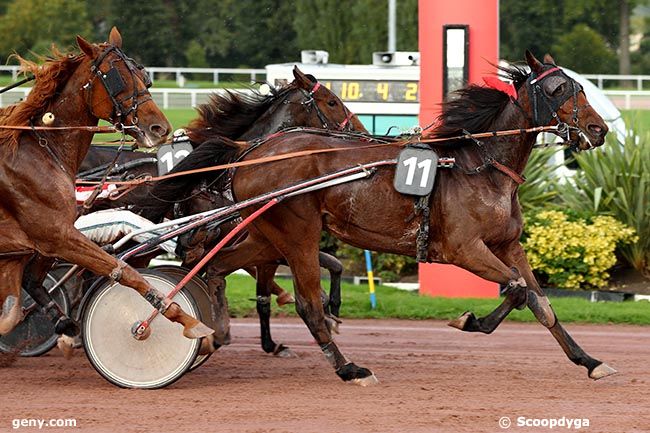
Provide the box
[393,147,438,196]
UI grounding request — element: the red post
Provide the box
[418,0,500,299]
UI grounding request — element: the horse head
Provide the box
[77,27,171,148]
[523,50,607,150]
[291,66,368,133]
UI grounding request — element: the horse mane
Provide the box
[186,83,298,142]
[432,63,530,140]
[0,47,85,149]
[136,136,243,222]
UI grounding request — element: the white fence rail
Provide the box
[0,65,266,85]
[1,86,649,111]
[3,65,650,90]
[582,74,650,91]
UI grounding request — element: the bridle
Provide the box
[296,81,356,132]
[83,44,153,129]
[525,65,593,150]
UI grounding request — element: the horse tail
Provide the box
[136,136,244,222]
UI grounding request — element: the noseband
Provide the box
[84,45,153,128]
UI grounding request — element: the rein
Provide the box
[76,124,565,195]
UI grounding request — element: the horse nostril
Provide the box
[149,123,169,138]
[588,124,606,137]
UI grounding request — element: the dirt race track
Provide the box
[1,318,649,433]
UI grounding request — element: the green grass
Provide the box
[225,274,650,325]
[621,109,650,129]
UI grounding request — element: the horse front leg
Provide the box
[254,264,295,357]
[508,245,616,380]
[0,258,29,335]
[43,229,213,339]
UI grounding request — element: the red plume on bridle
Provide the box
[482,76,518,100]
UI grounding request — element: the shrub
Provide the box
[523,210,637,290]
[556,127,650,276]
[518,147,560,212]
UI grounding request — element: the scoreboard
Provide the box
[265,63,420,135]
[321,80,418,103]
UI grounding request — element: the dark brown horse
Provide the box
[161,51,614,384]
[0,28,213,341]
[137,67,366,352]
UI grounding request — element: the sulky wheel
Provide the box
[81,269,200,389]
[0,267,71,357]
[150,265,217,371]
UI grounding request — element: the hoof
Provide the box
[589,362,618,380]
[349,373,380,387]
[0,295,22,335]
[198,334,217,355]
[336,363,378,386]
[182,321,215,339]
[276,291,295,306]
[273,345,297,358]
[448,311,473,330]
[56,335,76,360]
[325,316,341,334]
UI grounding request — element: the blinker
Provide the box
[102,67,126,96]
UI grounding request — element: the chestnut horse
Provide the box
[162,52,615,384]
[0,28,212,341]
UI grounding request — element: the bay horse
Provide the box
[136,67,366,353]
[160,51,615,384]
[0,28,213,342]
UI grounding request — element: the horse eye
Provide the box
[551,83,565,96]
[327,100,337,107]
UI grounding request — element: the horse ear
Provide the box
[543,53,556,65]
[292,66,312,88]
[525,50,544,74]
[77,35,98,58]
[108,27,123,48]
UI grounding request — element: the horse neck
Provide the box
[237,102,294,141]
[43,63,98,174]
[485,101,538,176]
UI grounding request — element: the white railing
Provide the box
[4,65,650,90]
[582,74,650,91]
[0,65,266,85]
[1,85,649,111]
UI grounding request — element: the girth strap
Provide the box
[414,194,431,263]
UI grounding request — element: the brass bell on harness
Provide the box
[42,112,55,125]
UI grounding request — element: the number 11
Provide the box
[403,156,432,187]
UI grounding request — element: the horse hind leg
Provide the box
[448,273,528,334]
[255,264,296,358]
[319,251,343,334]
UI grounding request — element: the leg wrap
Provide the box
[109,260,127,282]
[144,289,168,314]
[256,295,271,305]
[320,341,348,370]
